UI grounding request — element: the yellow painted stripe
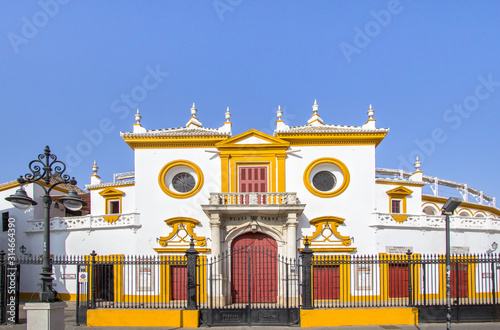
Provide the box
[87,309,198,327]
[300,307,418,327]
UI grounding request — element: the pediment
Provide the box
[99,188,125,197]
[216,129,290,149]
[386,186,413,197]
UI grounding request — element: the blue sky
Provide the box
[1,1,499,202]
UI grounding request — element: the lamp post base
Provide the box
[24,301,66,330]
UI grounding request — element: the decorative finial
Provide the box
[367,104,374,119]
[225,106,231,122]
[277,105,283,120]
[312,99,319,114]
[414,156,421,171]
[190,103,197,117]
[135,109,141,124]
[92,161,99,175]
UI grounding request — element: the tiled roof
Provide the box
[121,127,231,137]
[275,124,389,134]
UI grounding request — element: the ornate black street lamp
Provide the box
[5,146,86,302]
[442,197,461,330]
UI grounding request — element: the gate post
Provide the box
[406,249,413,307]
[90,250,97,309]
[185,238,199,310]
[0,251,5,324]
[301,238,313,309]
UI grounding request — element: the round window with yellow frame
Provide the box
[158,160,204,198]
[303,157,350,198]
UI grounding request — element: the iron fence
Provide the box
[311,253,500,309]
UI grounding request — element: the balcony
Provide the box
[25,212,141,233]
[202,192,305,217]
[374,213,500,232]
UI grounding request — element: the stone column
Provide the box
[209,213,221,257]
[286,213,298,259]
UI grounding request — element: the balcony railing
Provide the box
[208,192,299,205]
[375,213,500,231]
[25,212,141,233]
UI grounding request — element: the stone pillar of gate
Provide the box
[209,212,225,306]
[286,212,298,259]
[286,213,299,305]
[209,213,221,257]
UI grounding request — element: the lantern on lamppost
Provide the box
[5,146,86,302]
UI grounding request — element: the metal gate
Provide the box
[199,247,301,326]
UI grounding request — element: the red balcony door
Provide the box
[231,232,277,303]
[238,166,268,204]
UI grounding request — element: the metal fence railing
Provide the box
[311,253,500,309]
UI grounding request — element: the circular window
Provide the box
[312,171,337,191]
[303,158,350,198]
[158,160,204,199]
[172,172,196,193]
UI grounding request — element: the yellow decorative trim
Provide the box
[298,247,357,252]
[100,188,125,215]
[386,186,413,214]
[216,130,290,193]
[303,158,350,198]
[88,183,134,191]
[422,195,500,217]
[457,207,473,216]
[391,214,409,223]
[0,182,20,192]
[154,247,211,253]
[376,180,425,187]
[122,135,228,150]
[103,215,120,223]
[158,217,207,250]
[275,132,387,147]
[158,160,204,199]
[303,216,356,252]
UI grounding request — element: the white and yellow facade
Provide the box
[1,101,499,299]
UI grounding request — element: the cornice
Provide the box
[86,180,135,191]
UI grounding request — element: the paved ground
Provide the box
[2,302,500,329]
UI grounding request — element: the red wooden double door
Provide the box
[231,232,277,303]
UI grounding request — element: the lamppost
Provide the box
[5,146,86,302]
[442,197,461,330]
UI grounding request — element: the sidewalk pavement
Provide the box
[2,302,499,329]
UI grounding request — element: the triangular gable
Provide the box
[216,129,289,149]
[386,186,413,197]
[99,188,126,197]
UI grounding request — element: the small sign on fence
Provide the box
[78,272,88,282]
[62,274,76,280]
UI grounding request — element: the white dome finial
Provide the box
[277,105,283,120]
[225,106,231,122]
[367,104,374,119]
[414,156,421,171]
[92,160,99,175]
[135,109,142,124]
[190,103,197,117]
[312,99,319,114]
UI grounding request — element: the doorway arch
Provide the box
[231,232,278,303]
